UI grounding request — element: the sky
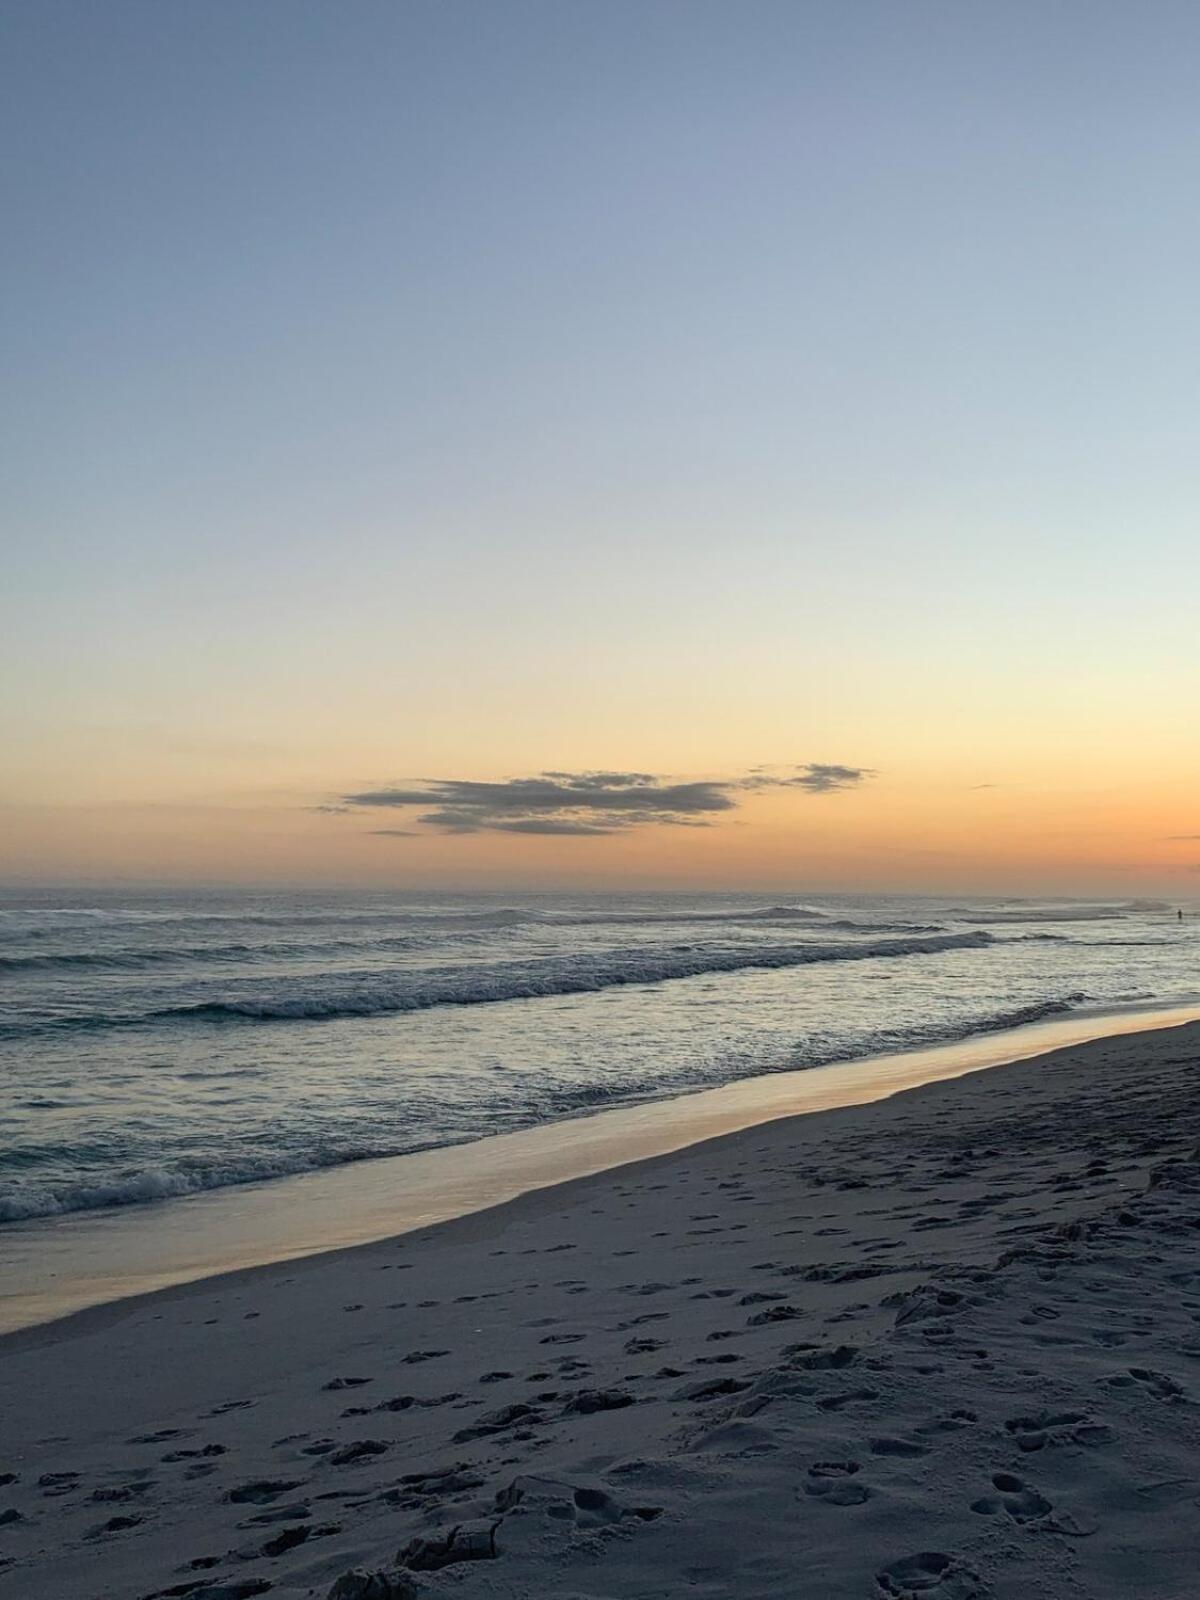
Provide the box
[3,0,1199,893]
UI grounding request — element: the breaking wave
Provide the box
[0,985,1091,1224]
[144,933,998,1026]
[4,932,997,1037]
[0,1144,400,1224]
[0,910,943,976]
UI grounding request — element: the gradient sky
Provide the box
[3,1,1199,892]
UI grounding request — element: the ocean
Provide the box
[1,888,1196,1230]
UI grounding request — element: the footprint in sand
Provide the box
[971,1472,1097,1536]
[876,1550,986,1597]
[1003,1409,1101,1451]
[92,1479,155,1503]
[329,1439,389,1466]
[227,1479,306,1505]
[816,1387,879,1412]
[238,1502,312,1526]
[256,1520,341,1558]
[675,1376,750,1402]
[1118,1367,1186,1400]
[453,1402,543,1442]
[804,1460,870,1506]
[37,1471,80,1497]
[86,1513,142,1538]
[144,1577,273,1598]
[746,1304,803,1326]
[163,1444,226,1462]
[970,1472,1051,1522]
[787,1343,860,1370]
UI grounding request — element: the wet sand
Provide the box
[4,999,1199,1336]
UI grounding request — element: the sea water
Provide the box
[2,889,1196,1227]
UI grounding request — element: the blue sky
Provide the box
[3,1,1198,887]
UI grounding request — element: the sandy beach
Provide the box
[2,1019,1198,1600]
[9,3,1200,1595]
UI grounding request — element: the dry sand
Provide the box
[1,1021,1198,1599]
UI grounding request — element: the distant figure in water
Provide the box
[1179,908,1184,921]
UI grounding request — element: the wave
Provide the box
[3,931,998,1037]
[0,943,263,974]
[143,933,999,1026]
[521,995,1090,1115]
[547,904,832,925]
[0,933,428,975]
[0,905,545,934]
[0,1144,401,1224]
[970,994,1086,1029]
[0,983,1090,1225]
[948,900,1169,924]
[1073,938,1182,948]
[552,908,946,933]
[0,911,953,978]
[0,903,830,929]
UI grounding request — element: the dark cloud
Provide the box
[308,803,350,814]
[1168,834,1200,841]
[349,788,443,807]
[344,773,736,835]
[370,828,418,837]
[341,764,873,837]
[401,776,732,815]
[491,818,617,836]
[416,808,497,833]
[790,763,874,793]
[741,763,874,795]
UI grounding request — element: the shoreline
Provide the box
[2,1017,1197,1598]
[4,996,1200,1339]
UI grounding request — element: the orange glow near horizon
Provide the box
[5,755,1199,895]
